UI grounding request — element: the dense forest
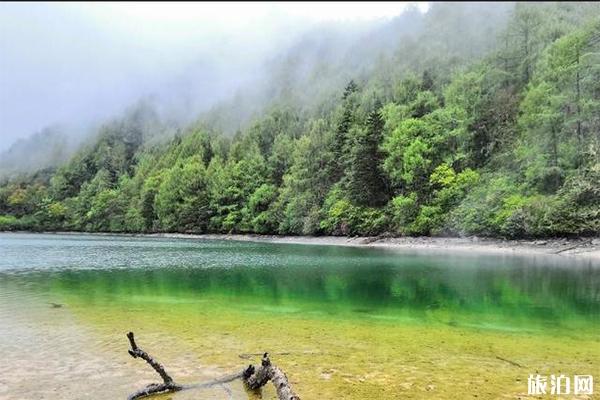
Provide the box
[1,3,599,238]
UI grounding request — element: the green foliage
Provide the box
[207,148,269,233]
[345,104,389,207]
[1,4,598,239]
[155,156,210,232]
[390,193,418,234]
[245,184,279,234]
[277,121,334,235]
[320,187,388,236]
[382,118,433,188]
[517,23,600,192]
[0,215,22,231]
[448,174,523,236]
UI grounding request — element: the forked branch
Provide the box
[125,332,300,400]
[126,332,182,399]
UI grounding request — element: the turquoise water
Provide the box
[0,232,599,399]
[1,233,598,330]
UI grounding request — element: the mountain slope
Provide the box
[1,2,598,238]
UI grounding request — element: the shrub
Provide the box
[389,193,419,234]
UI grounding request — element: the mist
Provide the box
[0,2,429,160]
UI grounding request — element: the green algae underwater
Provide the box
[0,233,598,399]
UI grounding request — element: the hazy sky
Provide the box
[0,2,428,151]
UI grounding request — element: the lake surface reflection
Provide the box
[1,233,599,399]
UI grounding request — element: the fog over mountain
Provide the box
[3,2,597,240]
[0,2,430,176]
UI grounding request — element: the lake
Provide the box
[0,232,598,399]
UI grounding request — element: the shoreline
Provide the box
[170,233,600,260]
[6,231,599,261]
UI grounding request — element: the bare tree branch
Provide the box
[126,332,183,399]
[125,332,300,400]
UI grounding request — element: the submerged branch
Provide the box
[127,383,181,400]
[126,332,176,385]
[495,355,524,368]
[125,332,300,400]
[242,353,301,400]
[126,332,182,399]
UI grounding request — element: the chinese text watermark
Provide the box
[528,374,593,395]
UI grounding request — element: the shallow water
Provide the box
[0,232,599,399]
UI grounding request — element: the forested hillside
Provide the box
[1,3,599,238]
[0,126,74,178]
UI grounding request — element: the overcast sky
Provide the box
[0,2,428,151]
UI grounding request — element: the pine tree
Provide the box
[346,101,389,207]
[329,81,359,182]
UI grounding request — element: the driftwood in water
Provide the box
[243,353,300,400]
[126,331,300,400]
[126,332,183,399]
